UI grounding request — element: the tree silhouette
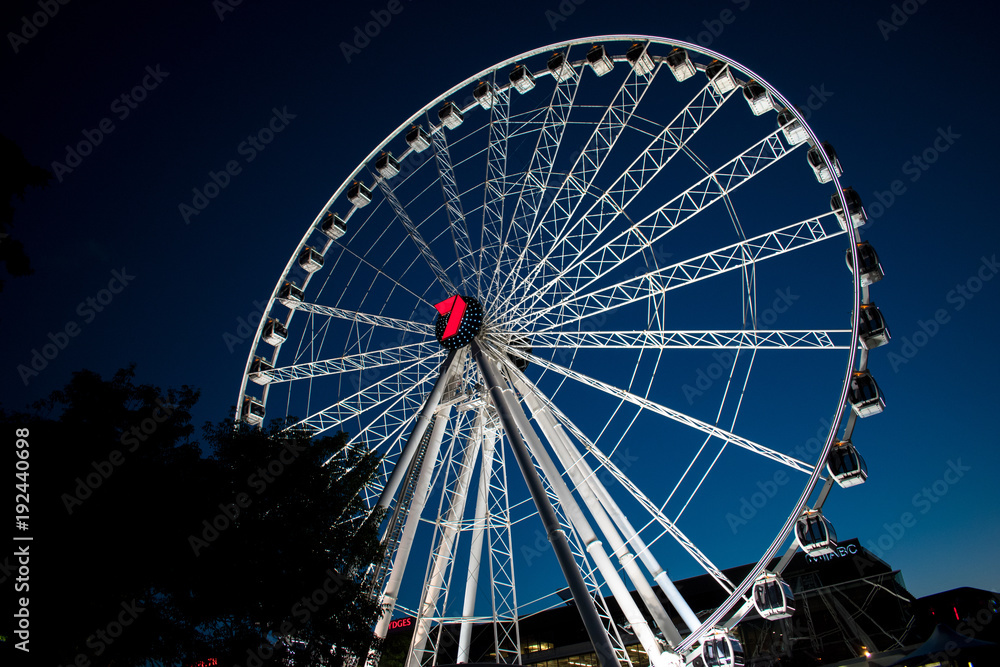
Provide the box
[2,366,384,666]
[1,133,51,291]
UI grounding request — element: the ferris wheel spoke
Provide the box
[486,48,584,309]
[524,128,802,312]
[498,80,733,322]
[429,128,478,295]
[251,340,439,385]
[289,354,441,435]
[374,172,459,295]
[489,350,735,595]
[494,57,665,316]
[283,300,435,336]
[527,329,851,350]
[523,215,840,333]
[495,340,813,475]
[477,77,511,302]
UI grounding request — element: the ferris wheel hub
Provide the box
[433,294,484,349]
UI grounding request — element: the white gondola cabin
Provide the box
[807,141,843,184]
[848,370,885,418]
[706,60,737,94]
[474,81,496,109]
[321,212,347,240]
[347,181,372,208]
[438,101,464,129]
[298,246,324,273]
[586,44,614,77]
[845,241,884,287]
[831,187,867,230]
[262,318,287,346]
[249,357,274,386]
[405,125,431,152]
[691,630,745,667]
[777,108,808,145]
[743,80,774,115]
[666,48,696,81]
[795,509,837,556]
[827,440,868,488]
[626,43,654,77]
[753,573,795,620]
[858,303,891,349]
[278,281,303,305]
[242,396,265,425]
[509,64,536,93]
[376,152,400,179]
[547,52,575,82]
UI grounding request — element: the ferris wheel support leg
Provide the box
[376,349,461,512]
[508,369,704,637]
[457,424,498,663]
[407,415,483,667]
[496,364,669,666]
[371,407,452,650]
[507,372,683,648]
[471,341,619,667]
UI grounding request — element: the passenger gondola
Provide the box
[848,370,885,417]
[262,318,287,346]
[776,107,808,145]
[626,43,654,76]
[242,396,265,425]
[347,181,372,207]
[321,212,347,241]
[692,630,746,667]
[795,509,837,556]
[547,52,575,82]
[858,303,890,349]
[752,573,795,620]
[705,60,737,94]
[249,357,274,385]
[509,64,536,93]
[845,241,884,287]
[438,101,464,129]
[830,187,867,230]
[298,246,324,273]
[405,125,431,152]
[586,44,614,76]
[666,48,695,81]
[827,440,868,487]
[807,141,843,183]
[278,281,303,305]
[474,81,496,109]
[743,80,774,115]
[376,152,400,179]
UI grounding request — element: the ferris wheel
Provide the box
[235,36,890,667]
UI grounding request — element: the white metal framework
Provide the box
[235,36,888,667]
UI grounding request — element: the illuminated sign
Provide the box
[388,617,413,632]
[188,659,218,667]
[433,295,483,350]
[805,543,858,563]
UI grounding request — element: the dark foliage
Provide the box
[1,366,384,666]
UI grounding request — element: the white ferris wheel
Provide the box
[235,35,890,667]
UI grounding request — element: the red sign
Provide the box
[434,295,467,341]
[388,617,413,631]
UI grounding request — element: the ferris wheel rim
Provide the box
[233,34,875,661]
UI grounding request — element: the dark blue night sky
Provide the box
[3,0,999,618]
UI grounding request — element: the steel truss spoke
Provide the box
[486,48,584,315]
[495,57,665,316]
[290,355,442,436]
[524,216,839,333]
[430,128,478,294]
[498,80,732,322]
[374,172,458,295]
[254,340,438,384]
[483,341,735,595]
[524,129,802,313]
[477,75,511,302]
[284,300,435,336]
[493,340,813,475]
[527,329,850,350]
